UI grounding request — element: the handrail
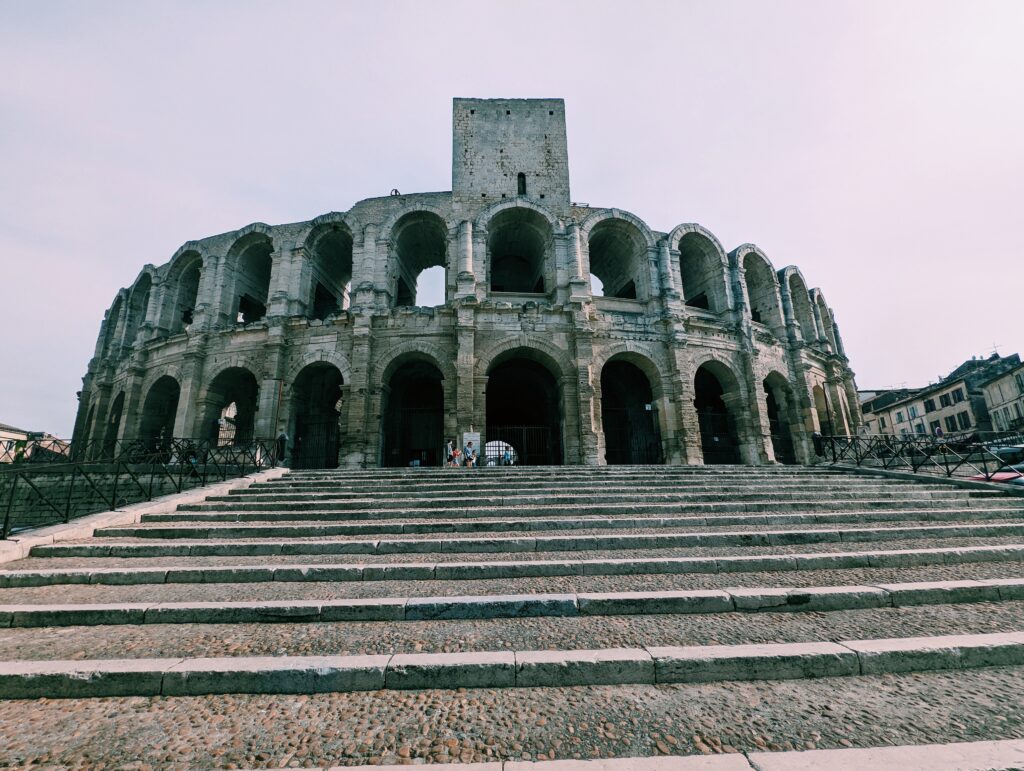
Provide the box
[1,437,278,539]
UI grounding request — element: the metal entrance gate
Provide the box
[383,407,443,467]
[485,426,560,466]
[291,420,339,469]
[602,407,663,464]
[697,408,741,464]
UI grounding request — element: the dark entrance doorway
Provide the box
[764,375,797,465]
[139,376,180,450]
[292,363,344,469]
[694,365,741,464]
[202,368,259,446]
[382,360,444,467]
[601,359,662,464]
[486,357,562,465]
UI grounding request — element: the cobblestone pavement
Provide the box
[1,601,1022,660]
[2,560,1024,604]
[8,535,1024,570]
[1,668,1022,769]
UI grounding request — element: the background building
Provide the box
[982,362,1024,433]
[72,98,860,467]
[860,353,1021,437]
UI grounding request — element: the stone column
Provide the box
[573,335,600,465]
[456,220,476,298]
[722,391,762,465]
[568,222,589,303]
[668,345,703,465]
[455,306,476,438]
[812,301,831,351]
[340,317,372,467]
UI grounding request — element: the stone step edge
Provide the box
[5,544,1021,587]
[252,739,1024,771]
[109,508,1024,538]
[28,522,1024,558]
[2,578,1023,628]
[3,631,1024,699]
[258,741,1024,769]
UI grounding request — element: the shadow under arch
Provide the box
[600,354,664,464]
[290,362,345,469]
[485,346,564,466]
[380,354,445,468]
[763,371,798,464]
[693,360,742,464]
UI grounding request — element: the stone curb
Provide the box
[4,544,1022,587]
[26,520,1024,559]
[0,468,288,566]
[0,578,1021,628]
[249,739,1024,770]
[3,632,1024,699]
[99,505,1024,540]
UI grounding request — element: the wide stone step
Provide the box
[108,508,1024,539]
[4,543,1024,588]
[208,489,993,506]
[233,479,949,496]
[3,631,1024,698]
[2,579,1022,627]
[176,497,1017,517]
[27,522,1024,558]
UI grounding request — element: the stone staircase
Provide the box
[2,465,1024,768]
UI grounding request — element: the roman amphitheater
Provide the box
[72,98,860,468]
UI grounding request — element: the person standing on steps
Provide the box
[463,440,477,468]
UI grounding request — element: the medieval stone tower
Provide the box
[73,97,861,468]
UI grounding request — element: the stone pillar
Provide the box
[573,335,600,465]
[352,225,376,306]
[668,345,703,465]
[568,222,589,303]
[455,306,476,438]
[657,240,675,294]
[175,344,209,438]
[825,377,851,436]
[195,254,227,329]
[255,325,287,440]
[340,318,372,466]
[833,321,848,359]
[456,220,476,298]
[472,227,488,297]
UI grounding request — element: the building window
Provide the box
[915,423,925,434]
[924,398,936,413]
[879,416,887,429]
[930,420,941,434]
[896,411,905,423]
[957,411,971,430]
[1015,402,1023,420]
[945,416,958,432]
[909,406,918,419]
[952,388,965,403]
[517,173,526,195]
[940,393,952,407]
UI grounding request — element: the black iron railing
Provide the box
[1,437,278,539]
[821,433,1024,482]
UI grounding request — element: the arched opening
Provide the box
[291,363,344,469]
[139,376,180,448]
[815,295,838,352]
[202,368,259,445]
[231,234,273,324]
[171,254,202,334]
[488,207,552,294]
[601,359,662,464]
[812,384,833,436]
[391,211,447,307]
[82,403,96,446]
[124,274,152,348]
[517,172,527,196]
[587,219,646,300]
[307,225,353,320]
[763,373,797,464]
[787,274,816,343]
[486,354,562,465]
[102,392,125,458]
[678,233,727,313]
[743,254,785,338]
[382,359,444,467]
[694,364,741,464]
[101,297,124,357]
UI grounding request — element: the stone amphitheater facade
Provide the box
[72,98,861,468]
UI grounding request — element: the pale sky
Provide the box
[1,0,1022,437]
